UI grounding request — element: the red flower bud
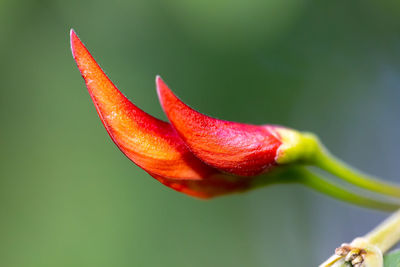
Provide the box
[71,30,400,210]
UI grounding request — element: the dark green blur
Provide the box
[1,0,400,266]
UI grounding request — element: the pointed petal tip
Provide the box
[69,29,79,46]
[156,76,174,112]
[70,28,76,37]
[155,76,163,96]
[156,76,178,111]
[69,29,81,57]
[70,29,75,51]
[155,75,165,94]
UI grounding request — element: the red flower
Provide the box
[70,29,303,198]
[70,30,267,198]
[70,30,400,209]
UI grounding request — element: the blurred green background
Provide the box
[1,0,400,266]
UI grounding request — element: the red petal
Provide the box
[70,30,215,180]
[156,77,283,176]
[149,172,252,198]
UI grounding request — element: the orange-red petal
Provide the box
[70,30,216,180]
[149,172,252,199]
[156,77,283,176]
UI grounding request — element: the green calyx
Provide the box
[274,127,322,165]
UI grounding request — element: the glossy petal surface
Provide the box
[157,77,283,176]
[70,30,216,180]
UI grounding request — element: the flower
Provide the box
[70,29,316,198]
[70,30,261,198]
[70,29,400,208]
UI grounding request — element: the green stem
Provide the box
[296,168,400,212]
[313,148,400,199]
[253,167,400,212]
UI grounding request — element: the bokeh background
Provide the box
[1,0,400,266]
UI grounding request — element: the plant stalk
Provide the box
[252,166,400,212]
[313,148,400,199]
